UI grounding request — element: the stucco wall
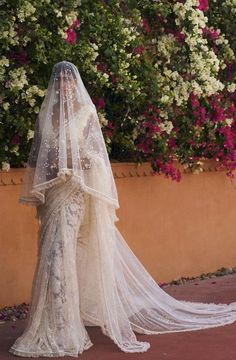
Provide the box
[1,161,236,307]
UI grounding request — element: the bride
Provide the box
[9,61,236,357]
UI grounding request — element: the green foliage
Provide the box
[0,1,236,180]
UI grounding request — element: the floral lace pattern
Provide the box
[9,180,93,357]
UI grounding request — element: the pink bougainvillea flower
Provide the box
[155,159,181,182]
[174,31,186,44]
[194,106,207,126]
[208,30,219,40]
[9,51,28,65]
[105,129,113,138]
[152,125,160,133]
[212,45,218,54]
[134,45,146,55]
[202,27,220,40]
[97,97,105,110]
[72,19,81,29]
[107,122,114,130]
[150,105,159,112]
[232,150,236,161]
[220,126,234,150]
[141,18,151,33]
[137,141,152,154]
[11,134,21,145]
[65,28,76,45]
[96,62,107,72]
[168,138,177,149]
[225,62,236,81]
[211,107,225,123]
[190,93,200,108]
[156,14,165,23]
[197,0,209,12]
[165,29,185,44]
[64,18,81,45]
[110,74,118,84]
[104,121,115,139]
[188,139,196,146]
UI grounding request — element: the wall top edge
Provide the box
[0,159,229,187]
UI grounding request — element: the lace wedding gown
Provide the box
[9,61,236,357]
[9,175,236,357]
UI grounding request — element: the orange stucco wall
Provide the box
[1,162,236,307]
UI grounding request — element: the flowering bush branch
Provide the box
[0,0,235,182]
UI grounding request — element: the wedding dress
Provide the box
[9,61,236,357]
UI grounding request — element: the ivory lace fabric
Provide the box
[19,61,119,212]
[9,61,236,356]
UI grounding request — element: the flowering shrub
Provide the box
[0,0,235,181]
[0,0,82,168]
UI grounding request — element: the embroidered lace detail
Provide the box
[9,181,93,357]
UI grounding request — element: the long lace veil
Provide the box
[20,61,119,211]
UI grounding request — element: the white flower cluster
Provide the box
[215,33,235,63]
[54,9,63,18]
[174,0,225,98]
[159,120,174,134]
[155,67,191,106]
[21,85,46,108]
[130,127,137,140]
[2,102,10,111]
[174,0,200,23]
[116,67,142,99]
[224,0,236,15]
[58,28,68,40]
[10,145,20,157]
[1,162,10,172]
[95,69,110,86]
[65,11,78,26]
[0,20,18,46]
[227,83,236,93]
[7,67,28,91]
[27,129,35,140]
[0,56,9,81]
[157,34,177,63]
[183,160,204,174]
[189,51,224,96]
[90,42,99,61]
[120,26,138,45]
[187,9,207,28]
[225,118,234,126]
[17,2,36,22]
[98,112,108,127]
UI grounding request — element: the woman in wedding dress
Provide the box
[9,61,236,357]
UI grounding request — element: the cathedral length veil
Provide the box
[18,61,236,354]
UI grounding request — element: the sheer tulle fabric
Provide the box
[10,61,236,356]
[20,61,119,212]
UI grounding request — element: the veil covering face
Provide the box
[20,61,119,211]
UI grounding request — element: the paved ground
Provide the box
[1,274,236,360]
